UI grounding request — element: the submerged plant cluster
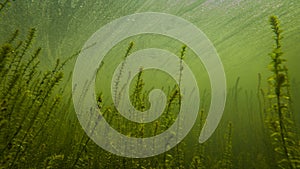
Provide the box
[0,28,64,168]
[0,1,299,169]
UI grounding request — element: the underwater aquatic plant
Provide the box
[0,5,69,166]
[219,122,233,169]
[264,15,300,169]
[174,45,187,168]
[131,67,146,111]
[0,0,11,12]
[191,109,207,169]
[114,41,134,108]
[0,28,65,168]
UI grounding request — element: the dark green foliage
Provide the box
[113,41,134,107]
[264,16,300,169]
[0,25,234,169]
[1,1,299,168]
[219,122,233,169]
[0,0,11,12]
[190,110,206,169]
[131,67,146,111]
[0,26,64,168]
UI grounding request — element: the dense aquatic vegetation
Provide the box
[0,27,64,167]
[0,1,299,168]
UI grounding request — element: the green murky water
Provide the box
[0,0,299,168]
